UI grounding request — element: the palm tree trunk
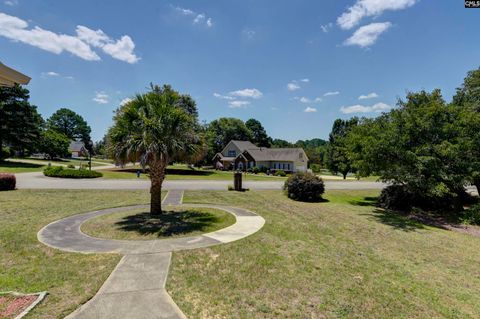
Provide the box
[149,156,167,215]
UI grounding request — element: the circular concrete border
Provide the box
[38,203,265,255]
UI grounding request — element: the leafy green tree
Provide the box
[295,138,328,166]
[206,118,253,159]
[47,108,91,147]
[452,68,480,193]
[0,84,43,158]
[38,129,70,159]
[327,118,358,179]
[245,118,271,147]
[109,84,200,214]
[346,90,468,210]
[271,139,293,148]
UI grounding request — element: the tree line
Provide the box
[326,68,480,213]
[0,85,93,160]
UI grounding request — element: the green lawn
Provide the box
[167,190,480,318]
[100,166,288,181]
[3,189,479,318]
[0,161,45,173]
[81,207,235,240]
[0,189,150,319]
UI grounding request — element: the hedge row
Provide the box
[0,173,16,191]
[44,166,103,178]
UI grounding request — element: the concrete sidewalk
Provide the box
[38,191,265,318]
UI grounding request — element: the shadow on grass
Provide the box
[114,210,220,237]
[349,196,378,207]
[0,161,43,169]
[361,208,426,232]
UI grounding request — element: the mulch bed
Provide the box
[0,294,38,319]
[409,213,480,237]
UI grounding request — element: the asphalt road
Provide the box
[15,172,387,190]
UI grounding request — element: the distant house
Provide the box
[69,140,87,158]
[213,140,308,173]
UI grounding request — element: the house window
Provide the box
[287,163,290,170]
[273,163,277,169]
[228,150,236,157]
[299,153,303,159]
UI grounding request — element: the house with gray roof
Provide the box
[213,140,308,172]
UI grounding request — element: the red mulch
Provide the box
[0,294,37,319]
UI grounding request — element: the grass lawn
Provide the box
[100,166,289,181]
[0,189,152,319]
[0,161,45,173]
[167,190,480,318]
[82,207,235,240]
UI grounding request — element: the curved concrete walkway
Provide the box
[37,190,265,319]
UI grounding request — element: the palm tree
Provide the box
[109,85,199,214]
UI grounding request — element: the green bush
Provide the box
[378,184,468,212]
[67,164,75,169]
[251,166,260,174]
[274,169,286,177]
[461,204,480,225]
[1,147,13,160]
[44,166,102,178]
[310,164,322,173]
[283,172,325,202]
[0,173,16,191]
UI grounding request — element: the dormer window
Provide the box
[228,150,236,157]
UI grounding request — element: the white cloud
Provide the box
[173,6,213,28]
[321,22,333,33]
[300,78,309,83]
[337,0,417,30]
[229,88,263,99]
[45,71,59,76]
[242,28,256,39]
[120,97,132,106]
[304,107,317,113]
[4,0,18,6]
[213,92,235,100]
[76,26,139,63]
[299,97,310,103]
[93,91,109,104]
[344,22,392,48]
[314,97,322,102]
[340,102,391,114]
[0,12,139,63]
[358,92,379,100]
[324,91,340,96]
[0,13,100,61]
[228,100,250,108]
[287,82,300,91]
[65,75,74,80]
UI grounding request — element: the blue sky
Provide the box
[1,0,479,142]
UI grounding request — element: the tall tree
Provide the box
[327,118,358,179]
[0,84,43,157]
[452,68,480,194]
[47,108,92,146]
[206,118,253,159]
[271,139,293,148]
[38,129,70,159]
[245,118,271,147]
[109,84,200,214]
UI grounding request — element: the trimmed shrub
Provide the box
[284,172,325,202]
[67,164,75,169]
[378,184,468,212]
[44,166,102,178]
[0,173,16,191]
[461,204,480,225]
[251,166,260,174]
[310,164,322,173]
[274,169,286,177]
[1,147,13,160]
